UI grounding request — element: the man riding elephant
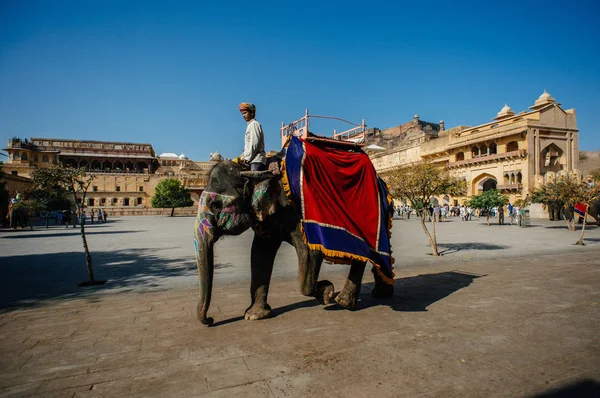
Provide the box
[194,130,395,326]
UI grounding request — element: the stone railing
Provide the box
[449,149,527,168]
[497,183,523,190]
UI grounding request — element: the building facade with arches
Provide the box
[368,91,580,217]
[2,138,212,213]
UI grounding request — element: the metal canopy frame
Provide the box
[280,109,366,148]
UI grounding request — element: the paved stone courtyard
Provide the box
[0,216,599,397]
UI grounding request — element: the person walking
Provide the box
[238,102,266,171]
[498,204,505,225]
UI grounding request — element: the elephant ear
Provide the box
[249,177,280,222]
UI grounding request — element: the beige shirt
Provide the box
[243,119,266,164]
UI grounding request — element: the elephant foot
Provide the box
[244,303,272,321]
[335,288,358,310]
[371,283,394,299]
[196,301,214,326]
[314,280,335,305]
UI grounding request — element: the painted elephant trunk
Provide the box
[196,238,215,326]
[194,192,219,326]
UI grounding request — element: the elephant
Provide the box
[547,202,563,221]
[8,205,29,229]
[193,159,394,326]
[576,199,600,225]
[589,199,600,225]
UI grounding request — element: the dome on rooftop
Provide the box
[533,89,556,107]
[159,152,178,158]
[179,153,187,159]
[494,104,515,120]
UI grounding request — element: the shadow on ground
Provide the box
[0,230,143,239]
[544,224,598,230]
[358,270,482,312]
[437,242,507,255]
[529,379,600,398]
[212,270,483,327]
[0,248,197,311]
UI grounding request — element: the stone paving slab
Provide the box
[1,250,599,397]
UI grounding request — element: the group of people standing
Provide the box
[391,203,524,225]
[80,209,108,225]
[392,205,412,219]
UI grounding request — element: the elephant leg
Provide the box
[245,233,281,321]
[290,229,334,305]
[370,266,394,298]
[335,260,366,310]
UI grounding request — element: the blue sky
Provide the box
[1,0,599,161]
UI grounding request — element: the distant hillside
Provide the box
[579,150,600,176]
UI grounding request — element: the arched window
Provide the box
[503,173,510,184]
[34,155,39,162]
[482,179,497,191]
[455,152,465,161]
[42,155,49,162]
[506,141,519,152]
[471,146,480,158]
[489,142,497,155]
[21,152,28,161]
[13,152,20,160]
[479,144,488,156]
[516,172,522,184]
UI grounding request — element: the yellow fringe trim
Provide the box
[300,222,395,285]
[384,181,395,269]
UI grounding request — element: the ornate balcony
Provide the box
[497,183,523,190]
[448,149,527,168]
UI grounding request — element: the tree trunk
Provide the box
[486,214,490,226]
[45,215,49,229]
[170,207,175,217]
[576,209,588,245]
[430,216,438,255]
[80,213,95,282]
[420,215,439,256]
[564,218,576,232]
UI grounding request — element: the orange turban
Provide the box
[238,102,256,112]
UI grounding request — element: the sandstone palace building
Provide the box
[365,90,579,217]
[2,90,580,218]
[2,138,211,215]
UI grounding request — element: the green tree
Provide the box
[382,161,467,256]
[468,189,508,226]
[151,178,194,217]
[531,177,586,231]
[28,167,73,228]
[29,166,101,285]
